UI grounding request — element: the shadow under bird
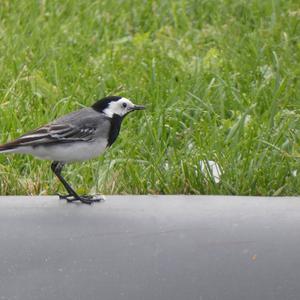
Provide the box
[0,96,145,204]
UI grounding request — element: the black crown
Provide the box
[91,96,122,112]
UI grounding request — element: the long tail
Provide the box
[0,142,20,153]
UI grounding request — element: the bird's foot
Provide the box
[58,194,105,205]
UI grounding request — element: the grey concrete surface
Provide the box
[0,195,300,300]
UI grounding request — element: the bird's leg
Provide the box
[51,161,102,204]
[51,162,77,199]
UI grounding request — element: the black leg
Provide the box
[51,161,103,205]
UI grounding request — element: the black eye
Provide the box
[122,102,127,108]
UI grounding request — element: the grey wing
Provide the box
[1,108,111,149]
[5,124,96,148]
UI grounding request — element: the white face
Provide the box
[103,97,136,117]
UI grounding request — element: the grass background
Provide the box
[0,0,299,196]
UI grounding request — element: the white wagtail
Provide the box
[0,96,145,204]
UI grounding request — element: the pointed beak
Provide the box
[132,105,146,111]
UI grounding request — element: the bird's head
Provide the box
[92,96,145,118]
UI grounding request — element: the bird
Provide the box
[0,96,145,204]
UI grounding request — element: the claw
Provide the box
[57,194,104,204]
[79,195,104,204]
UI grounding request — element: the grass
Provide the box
[0,0,299,196]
